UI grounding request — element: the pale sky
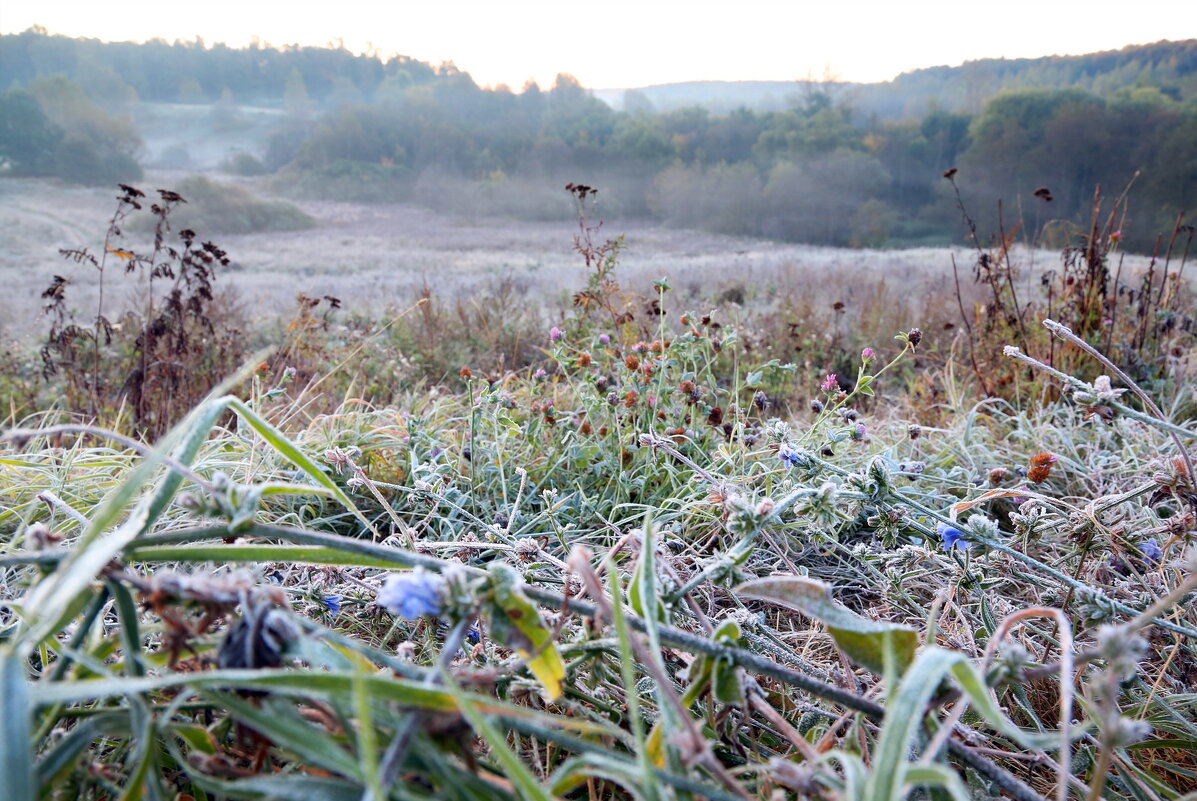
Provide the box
[2,0,1194,90]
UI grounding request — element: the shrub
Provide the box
[275,159,412,203]
[222,150,267,176]
[52,134,142,185]
[134,175,314,235]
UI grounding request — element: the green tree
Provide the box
[285,67,314,116]
[0,88,61,173]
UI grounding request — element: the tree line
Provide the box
[1,29,1194,249]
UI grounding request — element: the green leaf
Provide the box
[129,544,403,569]
[902,764,969,800]
[27,669,456,711]
[37,712,129,785]
[486,563,566,701]
[177,769,369,801]
[735,576,917,675]
[108,578,145,677]
[711,660,743,706]
[866,648,961,801]
[0,650,34,801]
[15,379,252,653]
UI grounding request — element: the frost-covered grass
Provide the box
[2,174,1158,340]
[1,181,1195,800]
[2,291,1197,800]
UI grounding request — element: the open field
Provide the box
[1,172,1194,801]
[0,174,1157,342]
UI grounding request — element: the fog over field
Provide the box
[1,173,1008,336]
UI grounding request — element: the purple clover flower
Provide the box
[549,326,563,342]
[821,373,839,392]
[378,570,446,619]
[599,333,611,345]
[861,347,875,361]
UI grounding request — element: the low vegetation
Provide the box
[0,181,1195,801]
[137,176,315,236]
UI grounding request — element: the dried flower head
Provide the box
[1028,452,1057,484]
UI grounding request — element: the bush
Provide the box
[136,175,315,235]
[222,150,267,176]
[275,159,412,203]
[52,134,142,185]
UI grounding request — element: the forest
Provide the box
[2,29,1195,249]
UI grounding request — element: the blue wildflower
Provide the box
[321,595,342,615]
[778,443,802,468]
[377,570,446,619]
[938,523,970,551]
[1139,539,1163,567]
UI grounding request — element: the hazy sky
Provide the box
[3,0,1194,89]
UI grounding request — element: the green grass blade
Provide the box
[226,398,375,534]
[207,691,363,779]
[128,544,403,568]
[0,650,34,801]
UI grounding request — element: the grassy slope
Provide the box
[1,307,1195,799]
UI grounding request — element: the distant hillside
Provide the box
[2,29,1193,253]
[593,81,846,114]
[596,40,1197,118]
[0,26,435,106]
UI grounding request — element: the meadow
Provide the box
[0,176,1195,801]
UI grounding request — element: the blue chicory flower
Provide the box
[378,570,446,619]
[778,443,802,468]
[321,595,342,615]
[939,523,970,551]
[1140,539,1163,567]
